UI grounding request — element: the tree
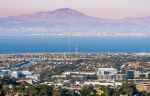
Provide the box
[61,88,73,96]
[36,84,53,96]
[96,86,109,96]
[80,85,96,96]
[119,81,138,96]
[119,81,129,95]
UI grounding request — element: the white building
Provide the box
[0,69,11,78]
[97,68,117,75]
[11,71,19,78]
[96,68,117,81]
[21,71,32,78]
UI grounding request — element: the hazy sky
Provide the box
[0,0,150,19]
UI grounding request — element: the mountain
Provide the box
[10,8,98,21]
[0,8,150,37]
[32,8,88,18]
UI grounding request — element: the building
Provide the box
[96,68,117,81]
[11,71,19,78]
[83,81,122,87]
[0,69,11,78]
[10,71,39,81]
[61,71,97,81]
[115,74,126,81]
[11,71,31,78]
[126,70,135,80]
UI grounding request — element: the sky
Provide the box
[0,0,150,19]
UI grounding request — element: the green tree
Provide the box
[80,85,96,96]
[101,86,109,96]
[119,81,129,95]
[61,88,73,96]
[36,84,53,96]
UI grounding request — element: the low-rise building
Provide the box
[96,68,117,80]
[0,69,11,78]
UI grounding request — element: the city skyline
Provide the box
[0,0,150,19]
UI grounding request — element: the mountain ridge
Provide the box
[0,8,150,37]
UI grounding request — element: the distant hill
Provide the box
[0,8,150,37]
